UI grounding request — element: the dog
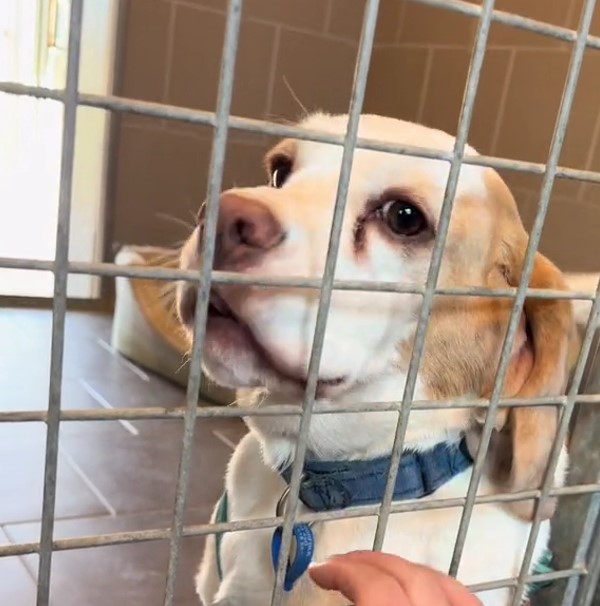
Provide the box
[176,112,598,606]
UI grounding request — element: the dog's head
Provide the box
[178,113,577,518]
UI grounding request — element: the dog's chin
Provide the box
[179,290,350,399]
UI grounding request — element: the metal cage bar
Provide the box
[373,0,496,551]
[162,1,243,604]
[0,0,600,604]
[3,481,600,559]
[6,83,600,186]
[1,255,599,300]
[448,0,598,579]
[510,270,600,606]
[6,393,600,424]
[35,1,84,604]
[269,2,380,603]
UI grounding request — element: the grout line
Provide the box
[576,100,600,204]
[58,446,117,517]
[565,0,582,31]
[2,503,214,528]
[95,338,150,382]
[394,0,409,44]
[416,48,435,123]
[323,0,335,33]
[78,379,140,436]
[0,525,38,584]
[212,430,237,451]
[374,42,574,51]
[173,0,358,46]
[160,0,177,129]
[489,48,517,156]
[264,25,281,118]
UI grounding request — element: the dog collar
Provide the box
[213,438,551,596]
[279,437,474,512]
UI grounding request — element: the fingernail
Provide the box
[308,561,325,569]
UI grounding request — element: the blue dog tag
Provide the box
[271,523,315,592]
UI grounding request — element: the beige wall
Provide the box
[110,0,599,271]
[365,0,600,271]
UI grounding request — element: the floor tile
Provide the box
[5,508,210,606]
[0,423,111,524]
[0,527,36,606]
[57,417,234,519]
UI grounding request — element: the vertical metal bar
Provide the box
[561,493,600,606]
[575,518,600,606]
[269,2,380,604]
[162,1,243,604]
[512,275,600,606]
[448,0,597,580]
[35,1,84,604]
[371,0,496,551]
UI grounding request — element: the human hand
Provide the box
[308,551,483,606]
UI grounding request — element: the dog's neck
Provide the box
[240,371,472,472]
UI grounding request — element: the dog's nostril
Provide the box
[233,217,255,246]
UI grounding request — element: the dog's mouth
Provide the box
[179,285,347,394]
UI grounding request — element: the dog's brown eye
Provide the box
[270,159,292,188]
[381,199,427,237]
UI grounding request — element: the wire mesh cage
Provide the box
[1,0,600,605]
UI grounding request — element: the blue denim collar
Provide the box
[279,437,473,512]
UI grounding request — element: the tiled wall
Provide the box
[110,0,599,271]
[365,0,600,271]
[111,0,367,249]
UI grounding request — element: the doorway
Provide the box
[0,0,119,299]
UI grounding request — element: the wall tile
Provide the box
[538,197,600,271]
[269,29,357,121]
[118,0,171,101]
[113,126,211,247]
[496,48,600,198]
[364,47,429,122]
[471,0,573,48]
[398,2,476,46]
[328,0,401,43]
[420,49,511,155]
[495,50,570,164]
[175,0,329,31]
[112,125,268,247]
[168,4,276,118]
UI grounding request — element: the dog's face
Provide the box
[178,113,505,397]
[178,113,577,520]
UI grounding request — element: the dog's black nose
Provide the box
[206,192,284,271]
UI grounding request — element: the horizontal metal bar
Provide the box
[3,394,600,423]
[410,0,600,48]
[0,256,595,301]
[2,483,600,559]
[467,567,586,596]
[3,82,600,186]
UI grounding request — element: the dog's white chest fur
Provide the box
[196,431,556,606]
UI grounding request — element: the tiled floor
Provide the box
[0,308,246,605]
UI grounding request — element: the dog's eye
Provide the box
[381,199,427,237]
[270,159,292,188]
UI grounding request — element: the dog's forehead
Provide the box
[293,113,488,204]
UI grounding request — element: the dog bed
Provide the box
[110,245,235,406]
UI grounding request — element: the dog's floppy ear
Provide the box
[468,241,574,522]
[465,173,575,521]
